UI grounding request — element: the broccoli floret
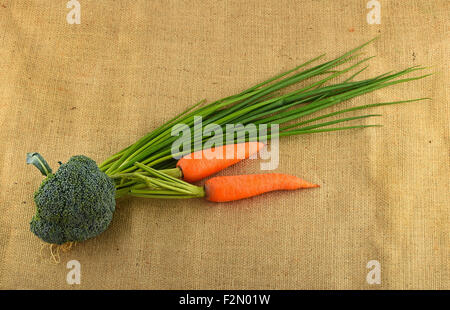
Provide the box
[29,155,116,245]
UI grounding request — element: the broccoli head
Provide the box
[29,155,116,245]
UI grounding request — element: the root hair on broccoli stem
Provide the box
[39,242,77,264]
[60,241,77,252]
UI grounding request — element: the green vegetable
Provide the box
[101,39,429,196]
[29,155,115,244]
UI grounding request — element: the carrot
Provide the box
[176,142,265,182]
[204,174,319,202]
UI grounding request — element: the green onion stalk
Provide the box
[100,38,430,199]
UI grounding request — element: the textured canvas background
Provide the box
[0,1,448,289]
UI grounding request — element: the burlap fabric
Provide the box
[0,1,448,289]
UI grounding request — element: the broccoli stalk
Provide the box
[27,153,116,245]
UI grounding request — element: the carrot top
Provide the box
[112,163,318,203]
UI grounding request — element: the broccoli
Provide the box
[27,154,116,245]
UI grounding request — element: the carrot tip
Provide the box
[302,183,319,188]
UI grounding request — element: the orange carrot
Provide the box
[204,173,319,202]
[176,142,264,182]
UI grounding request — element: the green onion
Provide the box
[101,39,430,197]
